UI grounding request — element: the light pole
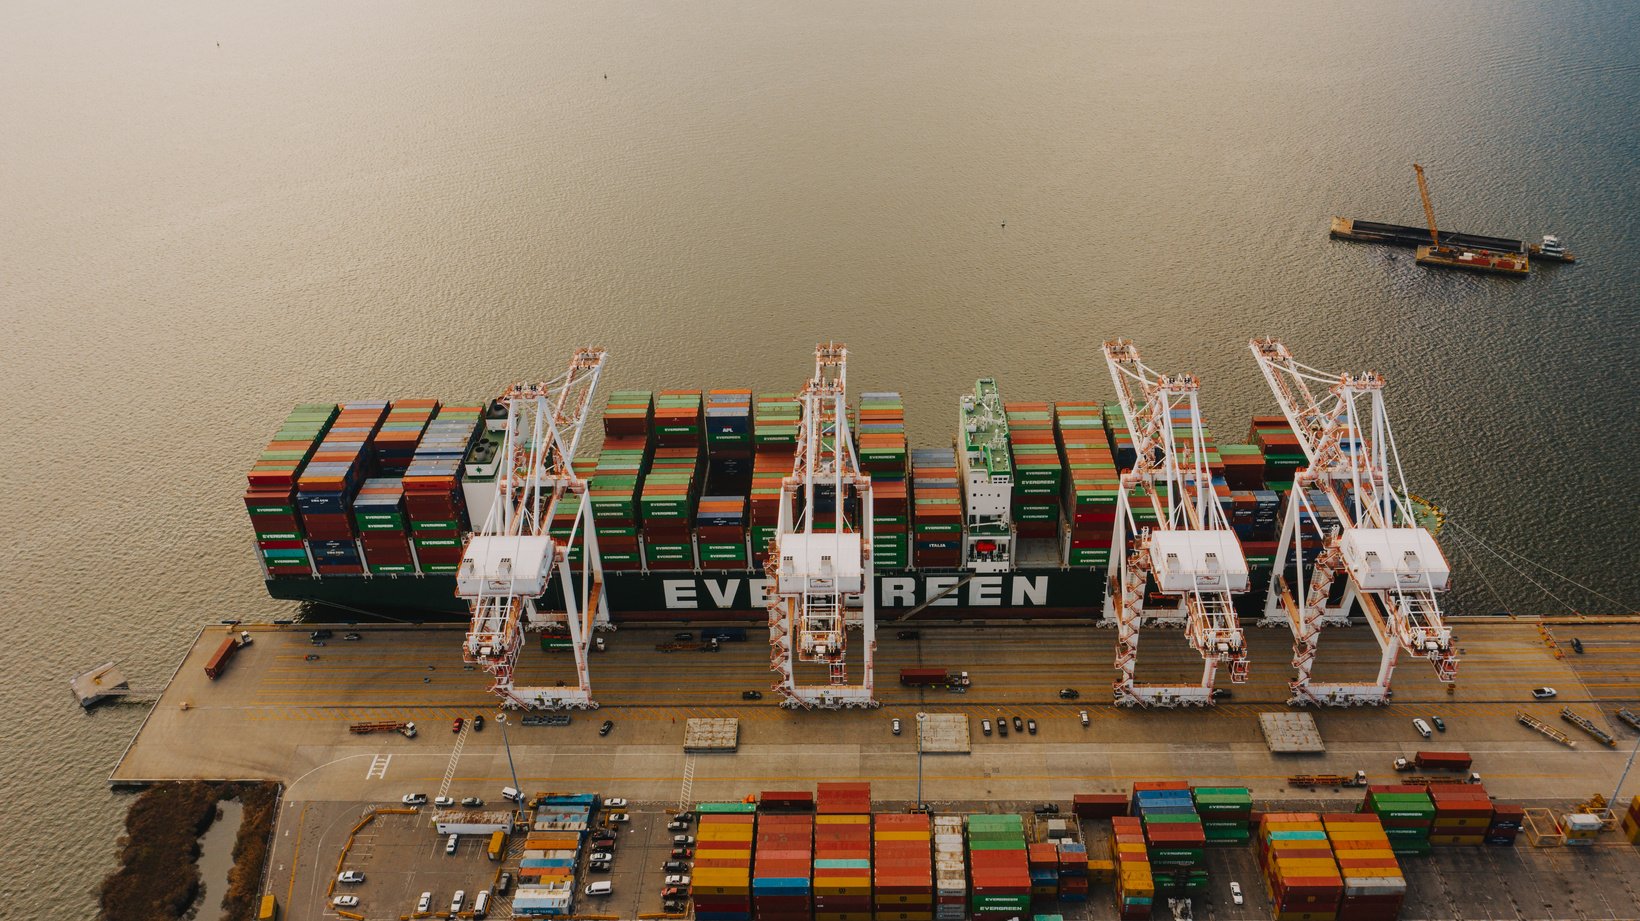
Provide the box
[496,712,524,810]
[1612,731,1640,807]
[915,712,927,808]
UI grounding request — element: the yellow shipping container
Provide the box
[1336,849,1396,860]
[819,814,872,825]
[1116,842,1148,854]
[875,831,930,841]
[700,828,755,841]
[1327,831,1390,842]
[257,894,278,920]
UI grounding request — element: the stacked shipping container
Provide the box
[354,478,415,573]
[813,814,871,921]
[1621,795,1640,845]
[298,401,389,575]
[754,814,813,921]
[1193,786,1253,845]
[696,814,756,921]
[1054,403,1117,569]
[1134,783,1208,896]
[874,813,933,921]
[966,814,1029,921]
[858,393,910,569]
[245,403,337,576]
[751,394,799,567]
[1324,813,1406,921]
[1257,812,1343,921]
[933,816,966,921]
[1360,786,1435,857]
[1005,402,1063,540]
[909,449,961,568]
[514,793,593,916]
[701,389,754,570]
[1111,816,1153,921]
[1428,785,1493,846]
[403,404,482,573]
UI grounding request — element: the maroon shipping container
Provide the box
[1074,793,1129,818]
[1414,751,1474,771]
[204,636,241,680]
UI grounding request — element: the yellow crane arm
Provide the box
[1413,163,1440,249]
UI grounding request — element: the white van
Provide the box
[449,889,466,916]
[445,833,459,854]
[1412,718,1432,739]
[584,881,613,897]
[501,785,523,803]
[472,890,491,918]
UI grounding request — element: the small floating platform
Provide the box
[1416,245,1530,276]
[1331,217,1575,262]
[71,662,131,708]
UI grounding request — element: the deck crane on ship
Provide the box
[1248,338,1456,706]
[1102,339,1251,707]
[457,347,610,710]
[766,342,879,709]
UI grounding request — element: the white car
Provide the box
[664,874,692,886]
[673,834,695,845]
[417,892,432,912]
[603,797,628,808]
[1412,718,1432,739]
[402,793,427,805]
[892,718,902,735]
[461,796,484,807]
[606,813,631,824]
[1533,687,1557,699]
[434,795,456,807]
[1229,881,1243,905]
[589,851,615,862]
[337,870,365,883]
[332,895,359,908]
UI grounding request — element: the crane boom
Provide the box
[1413,164,1440,250]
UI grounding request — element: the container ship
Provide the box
[247,382,1338,623]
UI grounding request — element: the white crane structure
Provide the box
[766,342,878,709]
[458,347,610,710]
[1102,339,1251,707]
[1248,338,1456,707]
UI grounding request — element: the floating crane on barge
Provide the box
[1250,338,1456,706]
[766,342,879,709]
[458,347,610,710]
[1412,164,1528,276]
[1102,339,1251,707]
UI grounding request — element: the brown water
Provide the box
[2,1,1637,914]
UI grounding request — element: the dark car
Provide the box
[663,860,689,873]
[472,714,484,732]
[674,632,694,641]
[1026,719,1037,735]
[1212,688,1233,700]
[599,719,614,736]
[1058,688,1079,700]
[673,812,694,823]
[452,717,464,733]
[997,719,1009,737]
[588,860,612,872]
[742,690,763,700]
[1571,638,1585,653]
[591,834,617,847]
[1432,716,1447,732]
[1012,716,1023,731]
[896,630,920,640]
[309,629,333,640]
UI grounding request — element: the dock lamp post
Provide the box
[495,712,524,812]
[915,712,927,809]
[1613,731,1640,808]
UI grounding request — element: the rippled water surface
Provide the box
[2,1,1637,913]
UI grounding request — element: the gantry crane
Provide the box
[458,347,610,710]
[766,342,878,709]
[1249,338,1456,707]
[1102,339,1251,707]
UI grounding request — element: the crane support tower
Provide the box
[766,342,878,709]
[458,347,610,710]
[1249,338,1456,707]
[1101,339,1251,707]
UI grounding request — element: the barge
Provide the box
[1330,217,1574,262]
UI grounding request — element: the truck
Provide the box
[204,634,246,680]
[1393,751,1473,772]
[899,668,971,688]
[1287,771,1367,789]
[487,829,506,861]
[349,721,417,738]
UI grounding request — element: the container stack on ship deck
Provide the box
[859,392,910,570]
[1005,402,1064,543]
[246,403,336,576]
[299,401,389,575]
[700,389,754,571]
[1054,402,1117,570]
[403,404,481,574]
[910,448,961,568]
[751,393,799,568]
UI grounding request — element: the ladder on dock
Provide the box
[1560,708,1617,747]
[1517,711,1576,747]
[1615,708,1640,732]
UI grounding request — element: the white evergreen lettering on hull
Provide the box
[657,576,1059,609]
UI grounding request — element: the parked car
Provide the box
[1431,716,1446,732]
[663,860,690,872]
[585,881,613,897]
[589,851,615,862]
[674,632,694,641]
[1058,688,1080,700]
[497,872,512,893]
[1026,719,1037,735]
[337,870,365,883]
[1571,638,1585,654]
[599,719,615,736]
[665,875,693,886]
[668,819,690,831]
[1012,716,1023,732]
[445,833,459,854]
[1212,688,1232,700]
[981,719,993,736]
[997,719,1008,737]
[662,885,687,899]
[417,892,433,912]
[671,847,694,858]
[1079,710,1090,727]
[332,895,359,908]
[673,812,694,823]
[434,796,455,807]
[588,859,612,872]
[1533,687,1558,699]
[892,718,902,735]
[461,796,484,807]
[603,797,628,808]
[310,629,333,640]
[673,834,696,845]
[606,813,631,824]
[472,714,484,731]
[742,690,763,700]
[1230,881,1244,905]
[343,632,361,641]
[402,793,428,806]
[1412,718,1432,739]
[450,891,466,916]
[452,717,464,733]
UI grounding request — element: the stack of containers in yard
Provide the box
[755,814,813,921]
[1111,817,1153,921]
[298,401,389,574]
[1249,417,1304,491]
[706,389,754,475]
[516,794,593,917]
[858,393,910,569]
[817,783,871,815]
[1620,795,1640,845]
[1486,804,1525,846]
[1428,785,1493,846]
[1005,403,1064,540]
[752,394,800,566]
[1219,443,1267,490]
[1257,812,1342,921]
[371,399,438,474]
[696,814,756,921]
[1072,795,1128,820]
[246,403,337,576]
[910,448,962,568]
[403,405,483,573]
[643,445,702,570]
[1082,825,1114,885]
[1360,786,1434,857]
[967,815,1029,921]
[591,433,649,570]
[1027,842,1059,902]
[761,792,817,813]
[353,478,415,574]
[1056,839,1088,903]
[933,816,966,921]
[813,813,871,921]
[1324,814,1406,921]
[1054,403,1117,569]
[874,813,933,921]
[655,390,704,447]
[1192,787,1254,844]
[1133,784,1207,895]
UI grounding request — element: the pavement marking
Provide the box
[366,754,392,780]
[438,722,470,799]
[285,802,308,908]
[679,754,696,810]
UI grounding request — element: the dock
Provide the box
[1330,217,1575,262]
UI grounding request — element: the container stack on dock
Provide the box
[1055,837,1088,904]
[933,816,966,921]
[754,813,813,921]
[967,814,1030,921]
[403,404,483,574]
[874,813,933,921]
[1006,402,1064,541]
[751,394,799,567]
[1133,783,1208,896]
[1620,795,1640,845]
[514,794,594,916]
[1257,812,1343,921]
[245,403,337,576]
[813,793,871,921]
[1361,786,1435,857]
[910,448,962,569]
[298,400,389,575]
[695,813,756,921]
[1428,786,1493,846]
[1324,813,1406,921]
[1486,804,1525,846]
[1192,786,1253,844]
[858,392,910,570]
[1055,403,1117,569]
[1027,841,1059,903]
[1110,816,1153,921]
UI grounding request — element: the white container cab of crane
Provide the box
[457,535,557,597]
[776,534,864,594]
[1339,529,1451,592]
[1147,532,1250,593]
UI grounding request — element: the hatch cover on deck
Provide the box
[1259,712,1325,753]
[917,713,972,754]
[683,718,739,752]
